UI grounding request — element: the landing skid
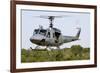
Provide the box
[34,45,40,49]
[29,46,62,57]
[30,46,61,51]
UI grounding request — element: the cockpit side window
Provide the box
[47,32,50,38]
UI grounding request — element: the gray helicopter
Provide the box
[30,16,81,50]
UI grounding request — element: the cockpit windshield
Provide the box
[39,29,47,36]
[33,29,39,35]
[33,29,47,36]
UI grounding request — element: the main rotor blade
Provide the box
[38,16,63,19]
[34,15,71,20]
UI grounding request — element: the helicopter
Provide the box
[30,16,81,50]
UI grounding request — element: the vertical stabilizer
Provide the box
[75,28,81,38]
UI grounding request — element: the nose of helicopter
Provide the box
[30,36,39,43]
[30,36,32,42]
[30,35,43,43]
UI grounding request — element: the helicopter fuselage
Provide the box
[30,28,80,47]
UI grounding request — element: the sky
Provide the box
[21,9,90,49]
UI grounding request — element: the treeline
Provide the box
[21,45,90,63]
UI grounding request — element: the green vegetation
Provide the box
[21,45,90,63]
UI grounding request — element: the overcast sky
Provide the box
[21,9,90,49]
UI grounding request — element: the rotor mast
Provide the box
[48,16,54,28]
[39,16,62,28]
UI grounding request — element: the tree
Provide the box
[71,45,83,57]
